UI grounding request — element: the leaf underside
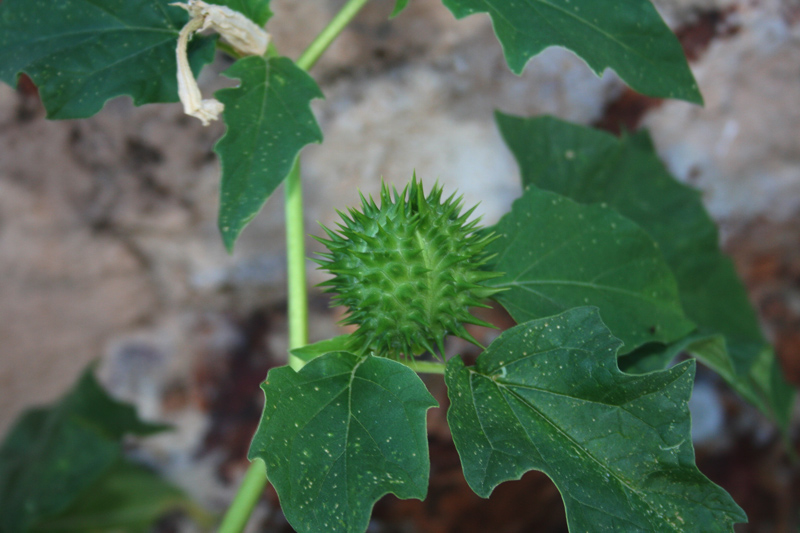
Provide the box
[495,112,795,430]
[214,56,324,251]
[446,307,746,532]
[440,0,702,104]
[0,0,216,119]
[485,185,694,355]
[249,352,437,533]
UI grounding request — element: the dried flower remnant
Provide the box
[172,0,271,125]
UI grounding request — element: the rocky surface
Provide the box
[0,0,798,530]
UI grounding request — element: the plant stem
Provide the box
[218,2,372,531]
[285,159,307,371]
[217,162,306,533]
[403,360,447,374]
[217,459,267,533]
[296,0,371,71]
[216,40,243,60]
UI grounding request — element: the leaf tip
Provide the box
[390,0,409,18]
[220,223,241,254]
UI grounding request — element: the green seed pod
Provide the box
[314,176,504,359]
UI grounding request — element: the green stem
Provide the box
[218,2,371,531]
[217,164,306,533]
[216,40,243,60]
[296,0,371,71]
[217,459,267,533]
[285,160,308,370]
[402,360,447,375]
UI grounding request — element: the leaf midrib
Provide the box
[301,357,426,525]
[473,369,687,531]
[502,279,669,304]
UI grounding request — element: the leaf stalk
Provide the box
[296,0,371,71]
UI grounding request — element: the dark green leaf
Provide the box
[446,307,746,531]
[391,0,410,18]
[0,368,169,533]
[207,0,272,26]
[249,352,437,533]
[0,0,216,119]
[214,56,323,251]
[441,0,702,104]
[290,335,356,364]
[495,112,795,429]
[0,410,119,533]
[620,333,725,375]
[60,368,170,440]
[622,336,792,435]
[30,460,209,533]
[485,185,694,354]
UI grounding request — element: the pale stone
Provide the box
[644,0,800,235]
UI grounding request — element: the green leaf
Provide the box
[214,56,324,251]
[441,0,702,104]
[0,411,118,533]
[30,460,210,533]
[207,0,272,26]
[0,0,216,119]
[290,335,357,364]
[446,307,746,531]
[485,185,694,354]
[620,332,725,375]
[249,352,437,533]
[391,0,410,18]
[495,112,795,430]
[0,368,170,533]
[60,367,170,440]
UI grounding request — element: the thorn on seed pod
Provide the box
[316,175,505,359]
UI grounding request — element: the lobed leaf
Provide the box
[249,352,437,533]
[214,56,323,251]
[484,185,694,354]
[441,0,702,104]
[446,307,747,531]
[0,368,174,533]
[0,0,216,119]
[495,112,795,430]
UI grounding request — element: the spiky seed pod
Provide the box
[314,176,504,359]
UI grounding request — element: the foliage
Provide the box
[0,0,793,532]
[214,56,323,250]
[446,307,746,531]
[249,352,437,533]
[494,113,795,430]
[484,185,694,353]
[0,0,216,119]
[439,0,702,103]
[0,368,201,533]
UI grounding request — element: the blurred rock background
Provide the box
[1,0,799,530]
